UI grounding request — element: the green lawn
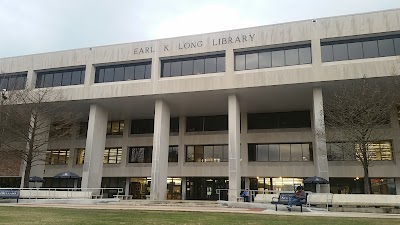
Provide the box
[0,206,399,225]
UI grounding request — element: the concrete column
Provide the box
[178,115,186,168]
[150,99,170,200]
[81,104,108,192]
[25,70,36,90]
[125,177,130,195]
[225,48,234,75]
[312,88,330,193]
[228,94,241,201]
[84,63,96,87]
[181,177,187,200]
[20,112,50,188]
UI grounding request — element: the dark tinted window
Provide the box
[95,61,151,83]
[321,45,333,62]
[378,39,395,56]
[71,71,82,85]
[248,143,312,162]
[299,47,312,64]
[53,73,63,86]
[114,67,125,81]
[394,38,400,55]
[205,57,217,73]
[363,40,379,58]
[135,65,146,79]
[186,117,203,132]
[259,51,272,68]
[171,61,182,77]
[163,62,171,77]
[161,53,225,77]
[62,72,72,86]
[131,119,154,134]
[186,145,228,162]
[332,43,348,61]
[204,115,228,131]
[271,50,285,67]
[245,53,258,69]
[44,73,53,87]
[285,49,299,66]
[347,42,363,60]
[182,60,193,76]
[170,117,179,133]
[248,111,311,129]
[235,54,245,71]
[193,59,205,74]
[216,56,225,72]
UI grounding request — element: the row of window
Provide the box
[321,35,400,62]
[162,55,225,77]
[235,45,312,71]
[248,143,313,162]
[95,62,151,83]
[7,33,400,90]
[327,141,393,161]
[36,68,85,88]
[248,111,311,130]
[77,111,313,138]
[42,140,396,165]
[0,73,27,91]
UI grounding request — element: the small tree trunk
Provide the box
[363,165,371,194]
[23,160,32,188]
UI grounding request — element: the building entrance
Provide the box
[186,177,228,200]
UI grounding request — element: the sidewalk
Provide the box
[3,203,400,219]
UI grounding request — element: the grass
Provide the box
[0,206,399,225]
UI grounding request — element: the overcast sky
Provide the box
[1,0,400,58]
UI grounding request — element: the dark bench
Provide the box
[0,189,20,203]
[271,192,308,212]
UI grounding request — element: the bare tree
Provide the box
[0,88,79,187]
[323,77,399,194]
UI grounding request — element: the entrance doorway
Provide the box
[186,177,228,200]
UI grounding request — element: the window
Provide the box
[321,33,400,62]
[46,149,70,165]
[247,111,311,130]
[327,141,393,161]
[128,146,179,163]
[95,61,151,83]
[186,115,228,132]
[79,122,88,137]
[107,121,124,135]
[248,143,312,162]
[49,123,71,139]
[234,44,312,71]
[131,119,154,134]
[104,148,122,164]
[0,73,27,90]
[170,118,179,133]
[161,54,225,77]
[36,68,85,88]
[186,145,228,162]
[76,148,85,164]
[129,146,152,163]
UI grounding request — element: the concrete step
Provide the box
[113,200,227,207]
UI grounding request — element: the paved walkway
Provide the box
[2,203,400,220]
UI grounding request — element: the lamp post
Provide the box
[0,89,7,147]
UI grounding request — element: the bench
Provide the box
[113,195,133,200]
[271,193,308,212]
[0,189,20,203]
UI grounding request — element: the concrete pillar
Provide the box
[84,63,96,87]
[25,70,36,90]
[125,177,130,195]
[228,94,241,201]
[20,112,50,188]
[81,104,108,193]
[312,88,330,193]
[225,48,234,75]
[181,177,187,200]
[150,99,170,200]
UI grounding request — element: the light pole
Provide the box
[0,89,7,147]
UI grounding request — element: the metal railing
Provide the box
[216,189,289,202]
[0,187,124,199]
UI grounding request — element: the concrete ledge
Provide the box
[20,190,92,199]
[14,198,120,204]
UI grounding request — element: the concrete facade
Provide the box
[1,9,400,198]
